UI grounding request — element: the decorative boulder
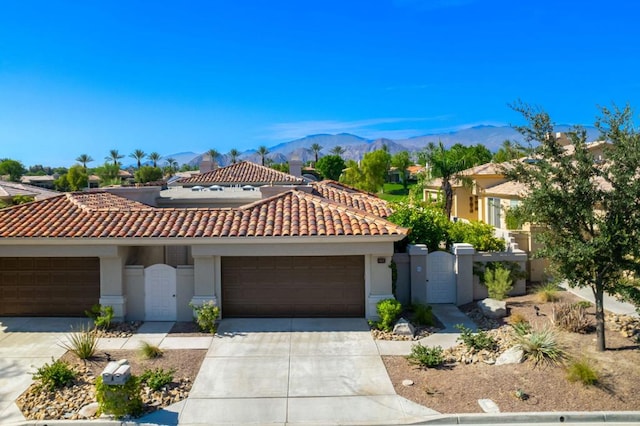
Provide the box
[495,346,524,366]
[477,298,507,319]
[392,317,416,337]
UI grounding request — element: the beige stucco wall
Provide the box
[176,266,195,321]
[472,251,528,300]
[124,266,145,321]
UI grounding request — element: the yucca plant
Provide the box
[59,323,98,360]
[515,325,565,367]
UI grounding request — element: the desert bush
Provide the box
[484,265,512,300]
[376,298,403,331]
[85,304,114,330]
[59,323,98,359]
[508,312,528,326]
[447,220,506,252]
[140,367,175,391]
[32,358,77,391]
[95,375,143,419]
[566,358,599,386]
[511,320,533,337]
[455,324,496,351]
[407,344,444,368]
[535,281,561,303]
[139,341,163,359]
[573,300,592,309]
[515,326,565,367]
[552,302,591,333]
[411,303,435,326]
[189,301,220,334]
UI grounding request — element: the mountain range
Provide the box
[162,125,601,168]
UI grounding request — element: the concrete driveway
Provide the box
[180,318,438,425]
[0,317,90,424]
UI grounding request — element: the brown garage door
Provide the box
[0,257,100,316]
[222,256,364,317]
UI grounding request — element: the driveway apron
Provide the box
[181,318,438,425]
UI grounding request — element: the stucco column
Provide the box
[190,255,218,311]
[453,243,475,306]
[99,252,127,321]
[365,254,394,320]
[408,244,428,304]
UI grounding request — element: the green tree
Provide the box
[493,139,526,163]
[503,102,640,352]
[256,146,269,166]
[391,151,412,190]
[316,155,346,181]
[340,149,391,193]
[0,159,26,182]
[129,149,146,169]
[329,145,346,156]
[105,149,124,166]
[426,142,470,219]
[55,165,88,191]
[207,149,220,168]
[75,154,94,170]
[388,201,449,251]
[147,152,161,168]
[134,166,163,183]
[270,162,289,173]
[310,143,323,164]
[228,148,241,164]
[95,163,122,186]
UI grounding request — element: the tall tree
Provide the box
[340,149,390,193]
[316,155,346,181]
[228,148,241,164]
[147,152,161,168]
[0,159,26,182]
[164,157,177,176]
[75,154,94,170]
[493,139,526,163]
[257,145,269,166]
[391,151,413,190]
[310,143,323,164]
[207,149,220,168]
[426,142,470,219]
[329,145,346,156]
[504,102,640,352]
[129,149,146,169]
[106,149,124,166]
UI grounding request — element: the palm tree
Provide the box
[147,152,161,168]
[228,148,241,164]
[330,146,345,156]
[75,154,93,170]
[164,157,177,176]
[310,143,323,164]
[106,149,124,166]
[207,149,220,168]
[427,142,469,220]
[257,145,269,166]
[129,149,146,169]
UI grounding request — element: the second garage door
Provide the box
[0,257,100,316]
[221,256,364,317]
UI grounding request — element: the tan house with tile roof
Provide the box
[0,189,406,321]
[176,161,305,187]
[0,181,60,202]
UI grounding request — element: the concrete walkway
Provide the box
[376,304,477,356]
[560,282,639,318]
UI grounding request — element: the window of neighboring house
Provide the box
[510,199,520,208]
[487,197,502,227]
[469,196,479,213]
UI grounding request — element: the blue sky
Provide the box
[1,0,639,167]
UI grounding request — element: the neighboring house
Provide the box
[0,181,60,203]
[175,160,305,188]
[0,189,406,321]
[20,175,57,189]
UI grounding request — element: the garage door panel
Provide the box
[222,256,364,318]
[0,257,100,316]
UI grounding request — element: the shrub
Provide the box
[407,344,444,368]
[514,326,565,367]
[59,323,98,359]
[566,358,599,386]
[138,341,163,359]
[387,201,449,251]
[189,301,220,334]
[140,367,175,391]
[447,220,506,252]
[85,304,114,330]
[484,265,513,300]
[95,375,143,419]
[455,324,496,351]
[574,300,592,309]
[535,282,561,303]
[411,304,435,327]
[376,298,403,331]
[511,320,533,337]
[552,302,591,333]
[508,312,528,326]
[32,358,77,391]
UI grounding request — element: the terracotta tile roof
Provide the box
[0,190,406,239]
[310,180,393,218]
[178,161,304,186]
